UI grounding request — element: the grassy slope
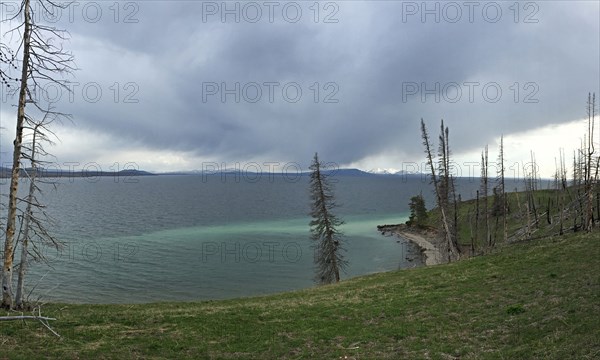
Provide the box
[421,187,592,250]
[1,232,598,359]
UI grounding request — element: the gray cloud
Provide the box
[1,1,598,169]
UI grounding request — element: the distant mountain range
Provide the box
[367,168,424,176]
[367,168,398,175]
[160,168,424,177]
[0,166,423,179]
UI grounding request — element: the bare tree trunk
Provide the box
[559,192,564,235]
[468,209,474,255]
[500,136,507,242]
[576,144,585,230]
[475,190,479,250]
[475,190,479,252]
[529,151,539,229]
[585,93,596,231]
[596,192,600,224]
[493,216,499,247]
[452,177,459,252]
[2,0,32,309]
[15,124,41,308]
[481,147,490,247]
[531,193,539,228]
[15,188,34,309]
[421,119,457,261]
[526,200,531,239]
[559,149,567,235]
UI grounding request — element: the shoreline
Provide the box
[377,224,444,266]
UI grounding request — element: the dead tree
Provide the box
[521,152,540,238]
[584,93,597,231]
[0,306,60,337]
[497,136,507,242]
[14,123,42,310]
[558,148,568,235]
[420,119,459,261]
[481,146,490,247]
[1,0,74,309]
[14,114,61,309]
[528,151,539,228]
[573,147,584,231]
[475,190,480,251]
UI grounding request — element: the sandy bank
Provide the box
[378,224,444,266]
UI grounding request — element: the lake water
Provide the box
[0,173,482,303]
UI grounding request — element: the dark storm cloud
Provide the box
[1,1,598,168]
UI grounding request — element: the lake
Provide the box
[0,173,483,303]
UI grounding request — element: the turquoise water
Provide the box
[34,212,419,303]
[0,174,455,303]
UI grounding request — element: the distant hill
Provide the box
[0,166,430,179]
[159,168,427,178]
[320,168,371,176]
[368,168,426,176]
[160,168,375,177]
[0,167,155,178]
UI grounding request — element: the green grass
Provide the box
[421,186,596,251]
[1,232,598,359]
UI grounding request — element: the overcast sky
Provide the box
[1,1,599,177]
